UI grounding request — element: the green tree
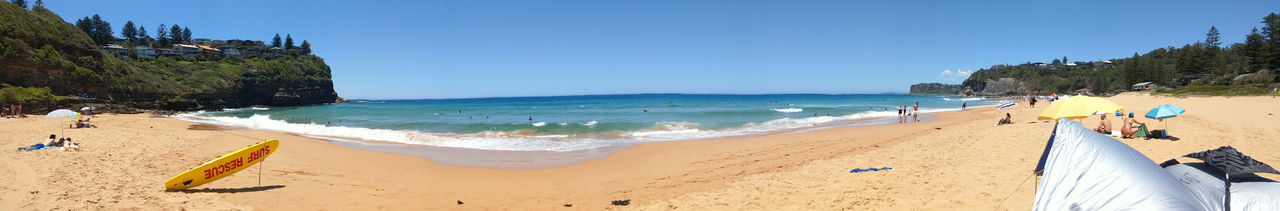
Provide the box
[1063,56,1068,64]
[169,24,182,43]
[1243,28,1271,71]
[90,14,112,45]
[156,24,168,46]
[1205,26,1221,48]
[284,34,293,49]
[122,21,137,41]
[137,26,149,46]
[271,34,281,48]
[1051,59,1062,66]
[300,40,311,55]
[1263,13,1280,68]
[33,0,40,7]
[11,0,27,9]
[75,17,92,36]
[181,27,191,43]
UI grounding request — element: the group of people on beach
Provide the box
[1092,112,1154,139]
[2,104,26,118]
[897,102,920,123]
[18,134,80,151]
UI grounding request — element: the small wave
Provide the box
[250,107,269,110]
[943,97,984,101]
[532,122,547,127]
[583,121,599,127]
[772,108,803,113]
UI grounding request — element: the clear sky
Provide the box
[42,0,1280,99]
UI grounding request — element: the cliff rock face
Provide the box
[1,4,338,111]
[961,78,1026,96]
[909,83,962,95]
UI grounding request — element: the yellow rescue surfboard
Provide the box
[165,139,278,190]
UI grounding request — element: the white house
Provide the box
[1131,82,1157,91]
[102,44,127,56]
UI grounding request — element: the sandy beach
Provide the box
[2,93,1277,210]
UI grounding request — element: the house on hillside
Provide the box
[212,40,226,45]
[198,45,221,55]
[172,44,200,59]
[102,44,127,57]
[1064,63,1077,67]
[268,47,286,55]
[1131,82,1158,91]
[157,48,178,58]
[1095,60,1113,66]
[218,46,241,58]
[134,46,156,59]
[1171,74,1210,88]
[242,46,264,56]
[1033,62,1047,67]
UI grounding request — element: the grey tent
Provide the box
[1032,119,1279,211]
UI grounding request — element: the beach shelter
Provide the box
[996,101,1018,110]
[1036,96,1124,120]
[1032,120,1280,211]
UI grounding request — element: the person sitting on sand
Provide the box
[997,113,1012,125]
[1121,112,1147,138]
[1093,114,1112,134]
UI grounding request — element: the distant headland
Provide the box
[0,3,340,113]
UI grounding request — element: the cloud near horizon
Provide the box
[939,69,972,81]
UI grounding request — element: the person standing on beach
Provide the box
[962,102,967,110]
[897,106,904,123]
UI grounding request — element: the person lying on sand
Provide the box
[18,134,58,151]
[1121,112,1147,138]
[69,118,96,128]
[1093,115,1112,133]
[997,113,1012,125]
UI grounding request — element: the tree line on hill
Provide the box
[957,11,1280,95]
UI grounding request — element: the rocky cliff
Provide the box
[960,78,1027,96]
[0,4,338,112]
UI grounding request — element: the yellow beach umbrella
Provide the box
[1037,96,1124,120]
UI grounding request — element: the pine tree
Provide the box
[169,24,182,43]
[156,24,168,46]
[284,34,293,49]
[1063,56,1068,64]
[33,0,41,8]
[271,34,281,48]
[91,14,112,45]
[182,27,192,43]
[122,21,137,41]
[11,0,27,9]
[300,40,311,55]
[1205,26,1221,48]
[75,17,93,37]
[138,26,150,46]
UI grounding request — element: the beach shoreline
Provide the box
[3,93,1276,210]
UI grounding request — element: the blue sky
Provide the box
[43,0,1280,99]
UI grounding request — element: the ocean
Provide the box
[176,94,996,152]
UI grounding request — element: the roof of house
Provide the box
[1133,82,1154,86]
[104,44,126,49]
[174,44,198,49]
[197,45,220,51]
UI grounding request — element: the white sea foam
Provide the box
[772,108,803,113]
[174,108,936,152]
[943,97,984,101]
[250,107,270,110]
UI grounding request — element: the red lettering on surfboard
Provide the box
[197,144,271,181]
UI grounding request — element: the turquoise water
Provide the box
[177,94,995,151]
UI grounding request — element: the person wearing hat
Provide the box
[1121,112,1147,138]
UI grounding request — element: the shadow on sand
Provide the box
[173,185,285,193]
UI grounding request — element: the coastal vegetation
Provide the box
[919,11,1280,96]
[908,83,962,95]
[0,2,337,111]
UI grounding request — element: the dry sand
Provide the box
[2,93,1276,210]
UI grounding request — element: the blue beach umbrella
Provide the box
[1144,105,1186,120]
[1144,104,1185,135]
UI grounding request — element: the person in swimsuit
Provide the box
[1121,112,1146,138]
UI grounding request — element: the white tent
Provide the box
[1032,120,1279,211]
